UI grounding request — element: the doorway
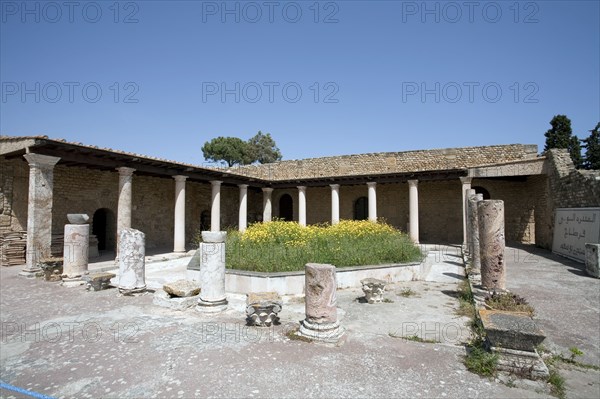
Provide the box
[92,208,115,251]
[279,194,293,221]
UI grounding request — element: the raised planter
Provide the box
[188,253,432,295]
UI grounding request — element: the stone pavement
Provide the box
[0,245,597,398]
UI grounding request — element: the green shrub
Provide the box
[224,220,422,272]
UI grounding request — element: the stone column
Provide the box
[465,188,476,255]
[262,188,273,222]
[22,153,60,277]
[460,177,472,247]
[118,227,146,294]
[330,184,340,225]
[173,175,188,253]
[62,215,90,287]
[238,184,248,232]
[468,193,484,274]
[408,179,419,244]
[298,186,307,227]
[197,231,228,312]
[116,167,135,262]
[478,200,506,290]
[298,263,344,343]
[210,180,222,232]
[367,182,377,222]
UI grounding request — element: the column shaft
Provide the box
[460,177,472,246]
[116,167,135,261]
[330,184,340,225]
[408,179,419,244]
[479,200,506,290]
[173,175,187,252]
[367,182,377,222]
[22,154,60,275]
[239,184,248,232]
[298,186,307,226]
[262,188,273,222]
[210,180,222,232]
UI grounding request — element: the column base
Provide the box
[19,268,43,278]
[119,285,147,295]
[61,276,86,288]
[298,319,345,343]
[196,298,228,313]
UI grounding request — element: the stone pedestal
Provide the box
[361,278,387,303]
[298,263,344,343]
[468,193,484,274]
[246,292,282,327]
[197,231,228,313]
[117,228,146,294]
[585,243,600,278]
[61,223,90,287]
[478,200,506,291]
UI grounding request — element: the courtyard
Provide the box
[1,245,598,399]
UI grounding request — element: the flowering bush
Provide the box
[226,220,422,272]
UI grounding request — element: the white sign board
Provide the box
[552,208,600,262]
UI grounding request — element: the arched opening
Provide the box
[354,196,368,220]
[279,194,294,221]
[92,208,115,251]
[473,186,491,200]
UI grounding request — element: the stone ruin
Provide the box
[246,292,282,327]
[298,263,345,344]
[61,214,90,287]
[117,227,146,295]
[360,277,387,303]
[154,279,201,311]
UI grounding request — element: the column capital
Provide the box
[366,182,377,188]
[460,176,473,184]
[23,153,60,169]
[297,185,307,192]
[173,175,188,182]
[116,167,136,176]
[210,180,222,187]
[330,184,340,190]
[262,187,273,193]
[238,184,249,189]
[407,179,419,187]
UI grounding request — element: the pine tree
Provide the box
[582,122,600,170]
[544,115,583,168]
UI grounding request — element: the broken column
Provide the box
[478,200,506,291]
[361,278,387,303]
[298,263,344,343]
[117,228,146,294]
[61,214,90,287]
[197,231,228,312]
[468,193,484,274]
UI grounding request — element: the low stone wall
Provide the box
[188,257,431,295]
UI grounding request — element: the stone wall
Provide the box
[538,149,600,249]
[227,144,539,181]
[0,158,29,233]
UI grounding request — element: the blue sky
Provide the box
[1,0,599,165]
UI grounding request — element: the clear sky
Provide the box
[1,0,599,165]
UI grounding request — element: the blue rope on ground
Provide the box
[0,381,55,399]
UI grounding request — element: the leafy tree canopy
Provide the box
[201,136,252,167]
[202,131,282,166]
